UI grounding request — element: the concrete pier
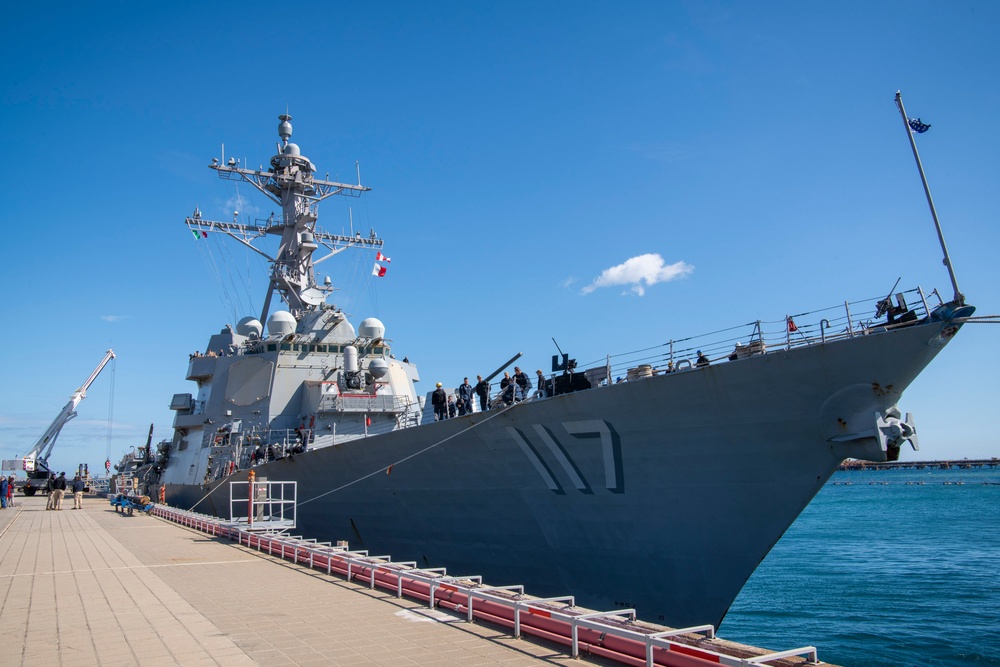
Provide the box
[0,495,612,666]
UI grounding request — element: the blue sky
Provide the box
[1,1,997,474]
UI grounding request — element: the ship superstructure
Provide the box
[144,114,975,629]
[161,115,422,488]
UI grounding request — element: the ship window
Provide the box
[267,344,277,352]
[373,346,383,354]
[280,343,291,351]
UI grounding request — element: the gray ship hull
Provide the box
[164,315,958,628]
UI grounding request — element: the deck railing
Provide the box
[583,286,939,383]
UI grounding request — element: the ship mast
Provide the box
[894,91,964,306]
[185,114,383,323]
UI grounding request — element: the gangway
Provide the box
[89,477,111,494]
[228,473,296,531]
[112,473,137,496]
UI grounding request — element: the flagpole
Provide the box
[894,90,964,305]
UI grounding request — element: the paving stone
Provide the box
[0,496,618,666]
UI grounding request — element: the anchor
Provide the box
[829,406,918,461]
[875,407,919,454]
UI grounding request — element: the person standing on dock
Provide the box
[45,474,56,510]
[0,475,7,509]
[51,472,67,510]
[6,476,13,507]
[71,475,85,509]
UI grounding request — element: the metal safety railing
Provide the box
[111,474,137,495]
[150,502,821,667]
[89,477,111,494]
[227,477,296,530]
[588,286,940,382]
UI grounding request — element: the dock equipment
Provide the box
[21,349,116,495]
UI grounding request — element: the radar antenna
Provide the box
[185,114,381,323]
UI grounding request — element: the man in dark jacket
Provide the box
[432,383,447,421]
[46,474,56,510]
[52,472,67,511]
[475,375,490,411]
[457,378,474,415]
[72,475,86,509]
[513,367,532,396]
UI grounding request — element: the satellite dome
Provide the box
[359,317,385,339]
[236,317,263,338]
[284,142,300,157]
[267,311,296,337]
[368,358,389,379]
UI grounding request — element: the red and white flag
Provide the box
[372,262,387,277]
[376,251,391,263]
[787,317,798,333]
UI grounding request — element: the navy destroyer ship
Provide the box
[138,111,974,629]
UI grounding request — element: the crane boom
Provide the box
[23,349,116,475]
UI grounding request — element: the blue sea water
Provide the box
[719,466,1000,667]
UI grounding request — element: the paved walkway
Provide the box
[0,495,616,667]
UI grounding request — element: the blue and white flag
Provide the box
[908,117,931,133]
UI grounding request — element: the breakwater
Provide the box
[839,457,998,471]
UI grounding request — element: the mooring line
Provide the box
[297,398,530,507]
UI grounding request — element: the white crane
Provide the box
[21,349,116,495]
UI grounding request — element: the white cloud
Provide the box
[581,253,693,297]
[101,315,131,322]
[224,193,262,221]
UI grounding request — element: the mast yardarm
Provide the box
[185,114,380,323]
